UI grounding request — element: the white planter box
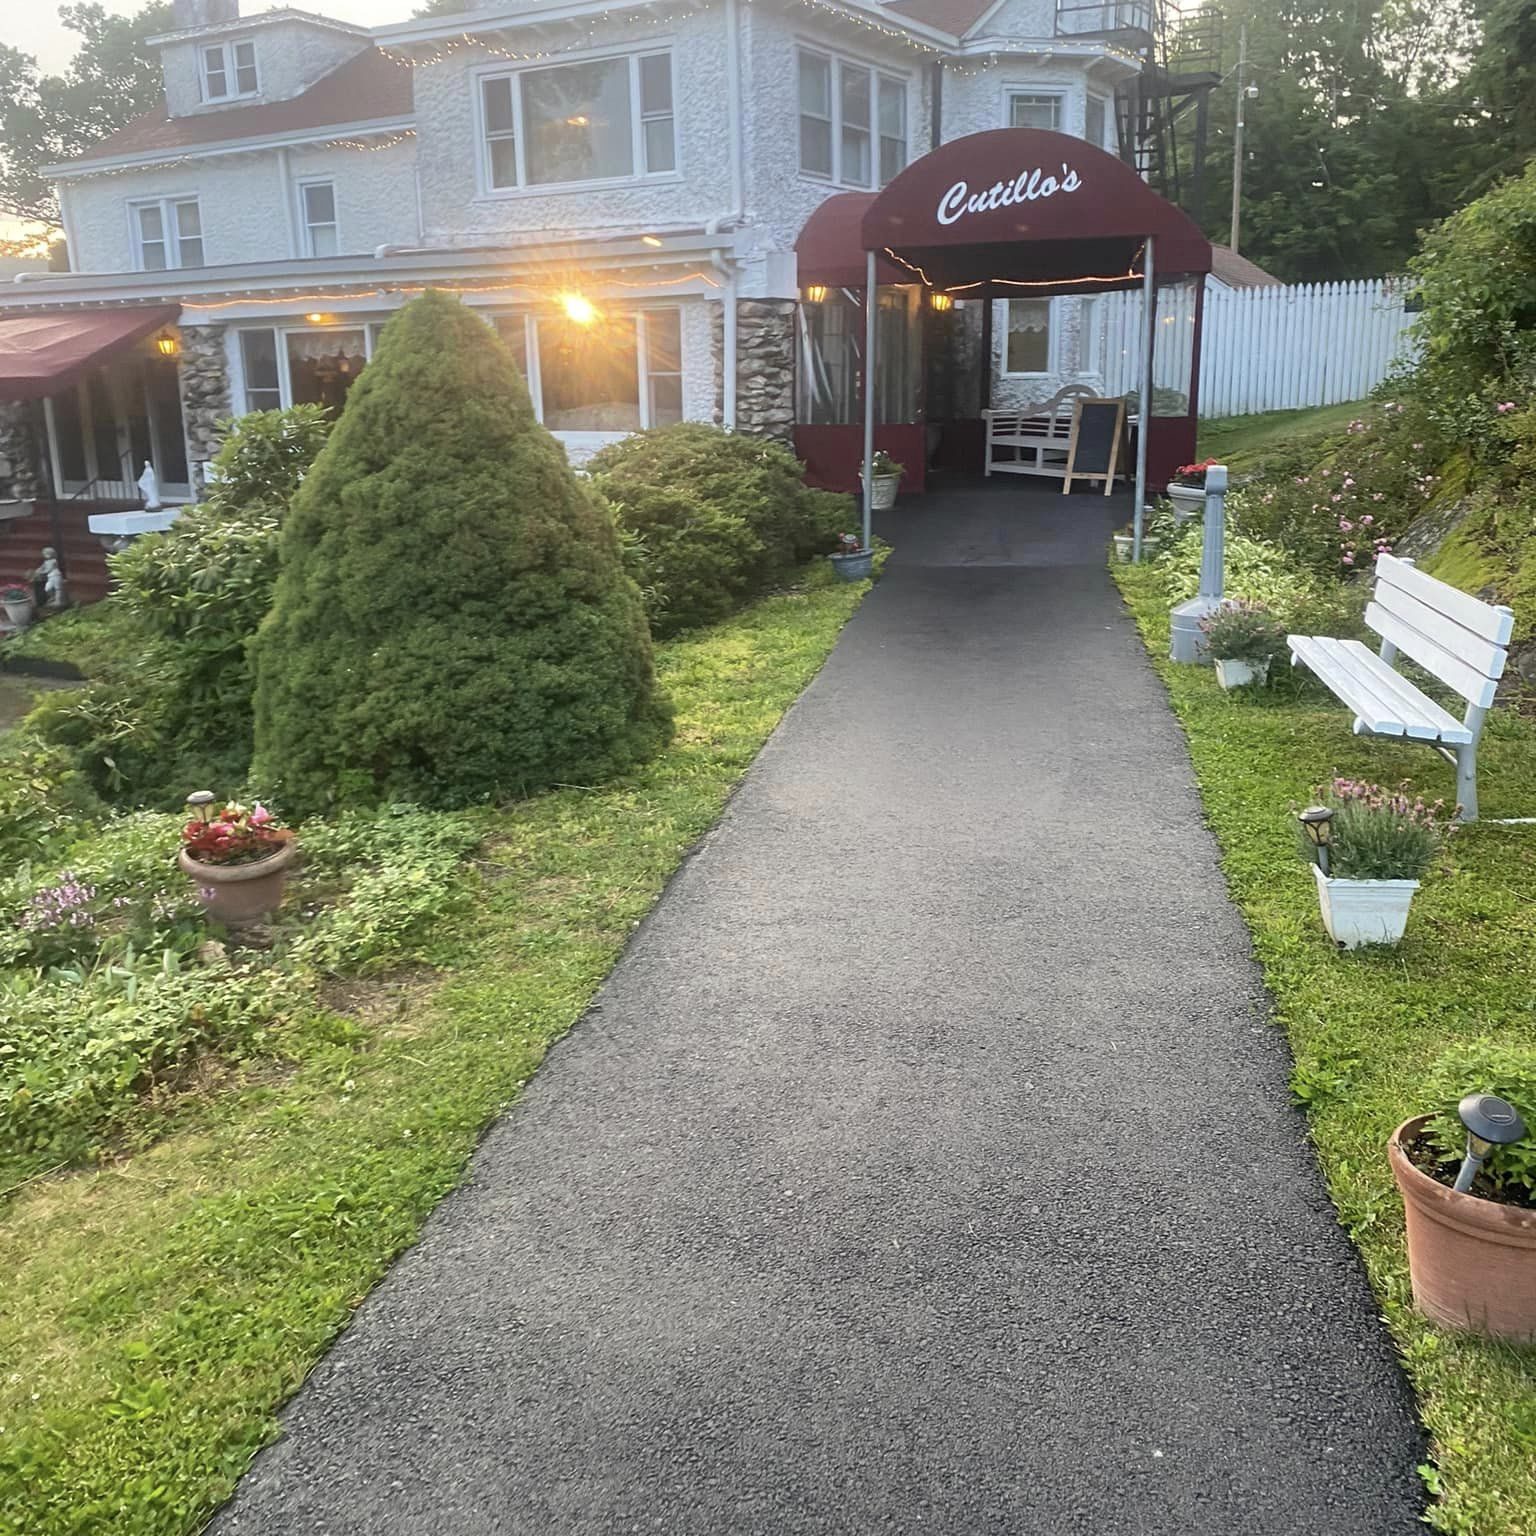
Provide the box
[1167,483,1206,520]
[1113,534,1161,563]
[1215,656,1269,689]
[1312,862,1419,948]
[867,473,900,511]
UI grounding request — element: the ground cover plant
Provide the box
[1115,558,1536,1536]
[0,571,868,1536]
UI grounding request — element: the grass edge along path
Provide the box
[1114,564,1536,1536]
[0,574,868,1536]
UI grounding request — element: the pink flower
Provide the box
[1339,519,1354,531]
[1331,493,1344,503]
[1497,402,1516,414]
[1341,552,1355,566]
[1342,476,1355,488]
[250,803,272,827]
[1361,514,1373,526]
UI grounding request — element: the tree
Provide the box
[251,291,673,813]
[0,2,172,241]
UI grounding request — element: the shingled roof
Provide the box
[66,47,412,167]
[881,0,997,37]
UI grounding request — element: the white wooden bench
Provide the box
[983,386,1131,485]
[1288,554,1514,821]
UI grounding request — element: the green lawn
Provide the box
[0,573,867,1536]
[1116,564,1536,1536]
[1199,402,1368,476]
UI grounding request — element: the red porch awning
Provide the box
[0,306,180,401]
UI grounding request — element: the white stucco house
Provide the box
[0,0,1174,553]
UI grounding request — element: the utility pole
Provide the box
[1229,23,1248,254]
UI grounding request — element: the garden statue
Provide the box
[33,547,66,611]
[138,461,162,510]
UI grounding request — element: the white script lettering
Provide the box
[935,162,1084,226]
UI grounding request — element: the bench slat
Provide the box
[1364,603,1500,710]
[1372,580,1509,683]
[1288,636,1474,744]
[1376,555,1514,647]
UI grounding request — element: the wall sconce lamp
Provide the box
[154,330,179,357]
[1297,805,1334,875]
[1453,1094,1527,1193]
[802,285,828,305]
[929,292,954,312]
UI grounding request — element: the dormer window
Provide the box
[202,39,259,102]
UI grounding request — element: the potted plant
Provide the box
[1388,1043,1536,1341]
[828,531,874,582]
[178,794,297,925]
[1112,525,1161,563]
[1,583,35,628]
[1167,458,1217,518]
[1201,600,1284,688]
[861,451,904,511]
[1296,778,1444,948]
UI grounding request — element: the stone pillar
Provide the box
[733,299,796,445]
[0,401,43,501]
[176,325,232,493]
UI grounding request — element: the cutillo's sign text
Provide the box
[936,164,1083,226]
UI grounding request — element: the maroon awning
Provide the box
[796,129,1212,297]
[0,306,180,400]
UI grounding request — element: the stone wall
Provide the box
[176,326,231,493]
[0,402,42,501]
[734,299,795,444]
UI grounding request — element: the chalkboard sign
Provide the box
[1062,397,1128,495]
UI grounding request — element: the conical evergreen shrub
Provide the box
[251,291,672,812]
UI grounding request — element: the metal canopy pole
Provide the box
[1132,234,1156,563]
[861,247,877,552]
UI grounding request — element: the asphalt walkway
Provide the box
[216,482,1424,1535]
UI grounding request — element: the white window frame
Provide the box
[521,306,684,430]
[797,46,909,190]
[1084,91,1111,151]
[201,39,259,102]
[1001,297,1058,378]
[128,197,205,271]
[234,323,377,412]
[473,48,680,198]
[296,178,340,258]
[1005,89,1066,131]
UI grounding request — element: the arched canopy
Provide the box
[857,128,1211,297]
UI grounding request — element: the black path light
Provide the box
[185,790,217,825]
[1298,805,1335,875]
[1452,1094,1528,1194]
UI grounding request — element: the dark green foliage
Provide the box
[588,423,848,593]
[27,408,331,808]
[251,290,672,812]
[596,476,760,637]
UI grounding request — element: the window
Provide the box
[240,329,282,411]
[299,180,338,258]
[1085,93,1109,150]
[641,308,683,426]
[798,49,906,188]
[131,198,203,270]
[478,51,676,191]
[1004,298,1053,374]
[202,39,258,101]
[1008,92,1063,131]
[535,308,681,431]
[878,76,907,187]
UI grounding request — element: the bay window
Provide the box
[131,198,204,270]
[798,49,907,188]
[478,51,677,191]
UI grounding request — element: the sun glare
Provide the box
[559,292,600,326]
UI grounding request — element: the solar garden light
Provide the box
[1298,805,1334,875]
[185,790,217,825]
[1452,1094,1527,1194]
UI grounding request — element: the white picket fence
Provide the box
[1099,278,1419,418]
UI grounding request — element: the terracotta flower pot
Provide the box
[1388,1115,1536,1342]
[179,839,298,926]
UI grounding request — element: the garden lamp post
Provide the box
[186,790,217,825]
[1452,1093,1527,1194]
[1298,805,1334,876]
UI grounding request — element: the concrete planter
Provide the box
[1389,1115,1536,1341]
[179,839,297,926]
[1167,483,1205,520]
[867,473,900,511]
[3,595,35,628]
[1112,534,1161,563]
[1311,861,1418,948]
[1215,656,1270,689]
[829,550,875,582]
